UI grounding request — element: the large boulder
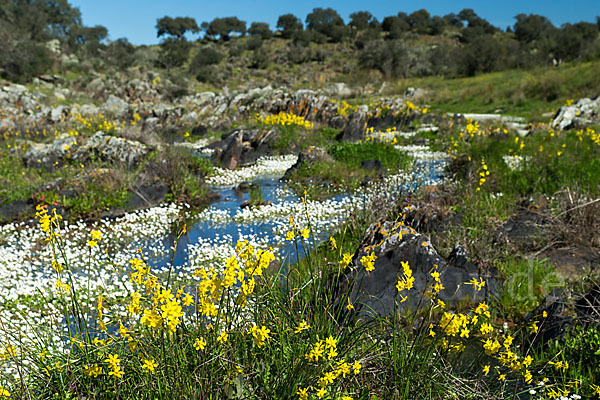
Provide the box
[73,131,149,168]
[338,220,499,318]
[551,97,600,131]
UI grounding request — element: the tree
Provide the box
[156,16,199,39]
[458,9,496,34]
[513,14,556,43]
[105,38,135,69]
[248,22,272,39]
[305,7,347,42]
[382,14,410,39]
[277,14,303,39]
[206,17,246,41]
[408,9,431,34]
[555,22,599,61]
[349,11,376,31]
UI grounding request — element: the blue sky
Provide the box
[69,0,599,45]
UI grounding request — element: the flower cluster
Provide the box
[255,111,313,129]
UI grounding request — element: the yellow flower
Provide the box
[108,365,124,379]
[352,360,361,374]
[141,358,157,373]
[316,387,327,399]
[0,387,10,399]
[523,369,532,384]
[295,321,310,334]
[286,230,295,241]
[480,323,493,335]
[340,253,353,268]
[329,236,337,249]
[182,293,194,306]
[483,365,490,375]
[250,325,271,348]
[83,364,102,378]
[105,354,120,367]
[194,337,206,351]
[87,240,98,248]
[498,373,506,382]
[296,387,309,400]
[346,298,354,311]
[217,331,229,344]
[360,252,376,272]
[301,229,310,239]
[90,230,102,241]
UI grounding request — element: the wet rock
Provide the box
[523,289,574,345]
[337,221,498,318]
[282,146,333,180]
[210,128,278,169]
[73,131,149,168]
[495,210,549,250]
[0,199,33,221]
[215,130,243,170]
[340,107,368,142]
[536,246,599,278]
[190,124,208,137]
[125,180,169,210]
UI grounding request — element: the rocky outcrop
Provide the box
[551,97,600,131]
[101,95,130,118]
[73,131,149,168]
[337,220,499,318]
[23,134,78,170]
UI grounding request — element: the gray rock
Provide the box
[73,131,149,168]
[323,83,352,98]
[551,97,600,131]
[101,95,130,118]
[23,134,78,169]
[337,221,497,318]
[340,110,368,142]
[50,105,69,122]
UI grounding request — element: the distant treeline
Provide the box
[1,0,599,82]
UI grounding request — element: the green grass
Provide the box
[496,257,561,318]
[328,141,412,170]
[390,60,600,120]
[287,141,412,199]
